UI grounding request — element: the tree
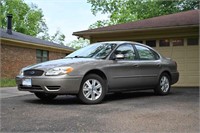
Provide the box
[38,29,66,45]
[1,0,47,36]
[51,30,66,45]
[89,20,111,29]
[88,0,199,28]
[1,0,67,45]
[67,38,90,50]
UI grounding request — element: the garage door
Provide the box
[155,38,199,87]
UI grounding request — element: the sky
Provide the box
[24,0,108,43]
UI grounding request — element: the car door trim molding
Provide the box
[113,74,157,79]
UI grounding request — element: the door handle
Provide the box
[157,64,161,67]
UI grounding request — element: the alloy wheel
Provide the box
[160,76,170,93]
[82,79,102,101]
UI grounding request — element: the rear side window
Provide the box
[135,45,158,60]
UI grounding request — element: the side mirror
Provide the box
[115,54,125,60]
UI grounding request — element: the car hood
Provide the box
[23,58,99,71]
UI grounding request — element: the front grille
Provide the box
[46,86,60,90]
[24,69,44,76]
[19,85,43,90]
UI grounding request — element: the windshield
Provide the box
[65,42,117,59]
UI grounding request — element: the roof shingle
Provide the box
[73,10,199,35]
[0,28,74,51]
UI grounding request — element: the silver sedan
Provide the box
[16,41,179,104]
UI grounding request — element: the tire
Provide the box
[154,73,171,95]
[34,92,57,101]
[78,74,106,104]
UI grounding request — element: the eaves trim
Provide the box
[0,38,74,53]
[73,25,199,36]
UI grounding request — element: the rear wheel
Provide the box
[34,92,57,101]
[154,73,171,95]
[78,74,106,104]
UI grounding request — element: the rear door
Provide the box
[134,44,161,88]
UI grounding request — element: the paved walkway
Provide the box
[0,87,31,99]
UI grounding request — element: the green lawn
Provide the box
[0,79,17,87]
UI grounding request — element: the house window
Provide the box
[187,38,199,45]
[159,39,170,47]
[172,39,184,46]
[36,50,49,63]
[146,40,156,47]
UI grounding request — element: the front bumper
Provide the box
[16,75,83,94]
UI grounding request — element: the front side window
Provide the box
[135,45,157,60]
[36,50,49,63]
[114,44,136,60]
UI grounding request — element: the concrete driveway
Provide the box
[1,87,199,132]
[0,87,30,98]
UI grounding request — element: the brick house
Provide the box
[0,20,73,79]
[73,10,199,87]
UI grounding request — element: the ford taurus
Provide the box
[16,41,179,104]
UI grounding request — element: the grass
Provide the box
[0,78,17,87]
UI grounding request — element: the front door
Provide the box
[106,43,142,90]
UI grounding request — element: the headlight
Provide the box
[45,67,74,76]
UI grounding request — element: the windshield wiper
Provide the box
[66,56,89,58]
[74,56,86,58]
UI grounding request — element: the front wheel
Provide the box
[78,74,106,104]
[34,92,57,101]
[154,73,171,95]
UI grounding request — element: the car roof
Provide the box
[98,41,162,58]
[96,41,150,48]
